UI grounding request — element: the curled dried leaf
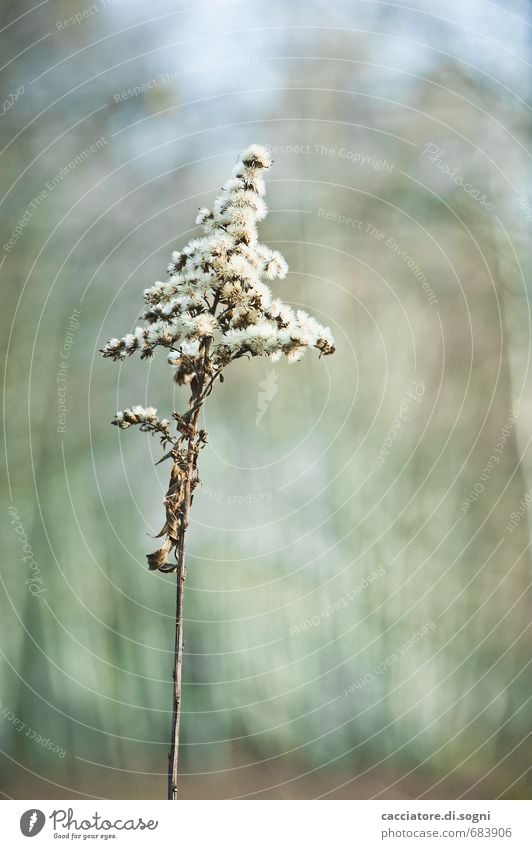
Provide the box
[147,537,173,571]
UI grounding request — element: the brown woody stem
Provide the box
[167,346,211,799]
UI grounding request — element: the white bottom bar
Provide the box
[2,799,530,848]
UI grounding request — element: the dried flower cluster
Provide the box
[101,145,335,799]
[102,144,335,572]
[102,144,334,374]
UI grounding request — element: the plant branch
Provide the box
[167,347,209,800]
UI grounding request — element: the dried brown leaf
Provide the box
[147,537,172,571]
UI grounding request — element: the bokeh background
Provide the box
[1,0,531,800]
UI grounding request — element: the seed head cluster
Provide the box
[101,144,335,383]
[101,145,335,573]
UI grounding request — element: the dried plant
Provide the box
[101,145,335,799]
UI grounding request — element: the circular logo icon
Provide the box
[20,810,46,837]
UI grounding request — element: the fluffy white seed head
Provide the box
[101,145,335,370]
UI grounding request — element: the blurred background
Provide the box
[1,0,531,800]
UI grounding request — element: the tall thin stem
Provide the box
[167,382,204,799]
[167,524,186,800]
